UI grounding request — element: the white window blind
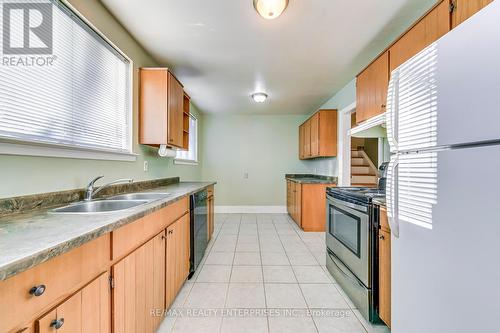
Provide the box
[176,114,197,162]
[387,42,439,230]
[0,1,131,154]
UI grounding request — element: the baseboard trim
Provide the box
[215,206,287,214]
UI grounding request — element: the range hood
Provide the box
[349,113,386,138]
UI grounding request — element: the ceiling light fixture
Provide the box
[251,92,268,103]
[253,0,289,20]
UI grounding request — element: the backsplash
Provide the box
[0,177,179,216]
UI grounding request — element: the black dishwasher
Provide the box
[189,190,208,278]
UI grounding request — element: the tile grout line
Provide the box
[256,215,271,333]
[220,214,241,333]
[274,215,320,333]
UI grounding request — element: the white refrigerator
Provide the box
[385,2,500,332]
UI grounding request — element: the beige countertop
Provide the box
[0,181,215,281]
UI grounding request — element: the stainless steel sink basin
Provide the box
[51,200,149,214]
[106,193,171,201]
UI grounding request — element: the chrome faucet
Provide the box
[84,176,133,201]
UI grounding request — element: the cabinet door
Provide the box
[167,73,184,148]
[208,195,214,242]
[286,180,292,215]
[390,1,449,72]
[303,120,311,158]
[452,0,493,28]
[81,273,110,333]
[310,113,319,157]
[113,233,165,333]
[55,290,82,333]
[38,273,110,333]
[356,52,389,124]
[299,124,305,159]
[378,229,391,328]
[294,183,302,227]
[36,309,57,333]
[318,110,338,157]
[165,223,178,308]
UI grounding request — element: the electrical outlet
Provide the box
[244,172,249,179]
[143,161,149,172]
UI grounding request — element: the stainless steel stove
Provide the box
[325,163,388,324]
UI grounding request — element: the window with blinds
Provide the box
[387,42,439,230]
[175,114,197,163]
[0,1,131,155]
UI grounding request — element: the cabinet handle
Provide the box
[381,104,386,108]
[29,284,46,297]
[50,318,64,329]
[379,234,385,240]
[161,234,167,240]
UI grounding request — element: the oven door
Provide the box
[326,195,370,287]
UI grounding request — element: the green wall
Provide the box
[0,0,203,198]
[201,114,313,206]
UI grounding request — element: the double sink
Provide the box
[51,192,172,214]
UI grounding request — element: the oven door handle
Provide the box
[329,198,368,213]
[327,250,366,290]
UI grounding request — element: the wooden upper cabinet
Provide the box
[310,113,319,157]
[390,0,450,72]
[167,74,184,148]
[356,52,389,124]
[299,109,337,159]
[303,120,311,158]
[451,0,494,28]
[139,68,185,149]
[298,124,305,159]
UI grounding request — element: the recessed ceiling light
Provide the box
[251,92,268,103]
[253,0,289,20]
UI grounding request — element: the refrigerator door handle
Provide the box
[387,156,400,238]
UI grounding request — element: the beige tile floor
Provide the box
[157,214,390,333]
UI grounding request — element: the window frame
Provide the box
[174,113,198,165]
[0,0,136,161]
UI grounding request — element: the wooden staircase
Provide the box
[351,149,378,187]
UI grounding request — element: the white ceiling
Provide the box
[101,0,437,115]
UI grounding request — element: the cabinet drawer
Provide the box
[0,234,110,333]
[112,197,189,260]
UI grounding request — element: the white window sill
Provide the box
[0,140,137,162]
[174,159,199,166]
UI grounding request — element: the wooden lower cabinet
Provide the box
[286,180,335,231]
[166,214,190,309]
[113,231,165,333]
[36,272,110,333]
[378,206,391,328]
[3,196,198,333]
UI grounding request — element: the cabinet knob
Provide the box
[381,104,386,108]
[50,318,64,329]
[161,234,167,240]
[29,284,46,297]
[379,234,385,240]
